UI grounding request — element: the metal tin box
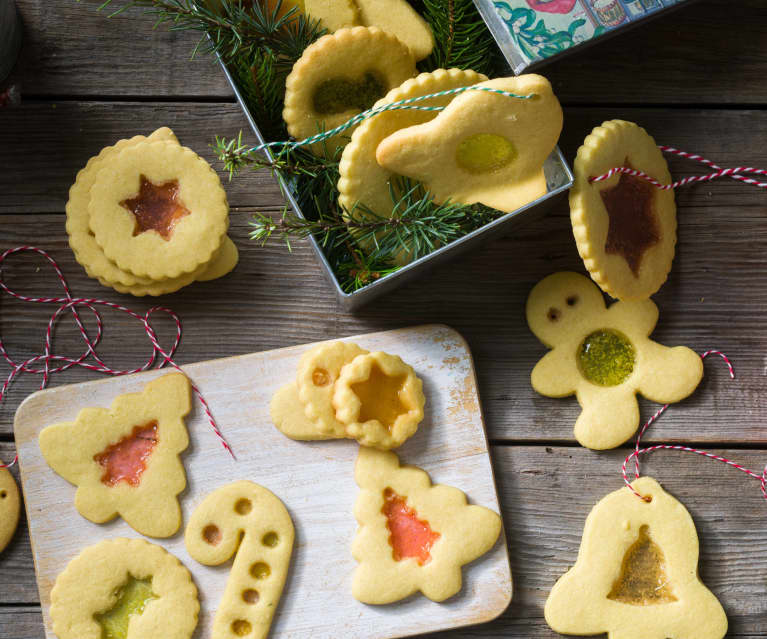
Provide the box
[217,42,573,310]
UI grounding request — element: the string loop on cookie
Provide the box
[621,350,767,502]
[0,246,233,467]
[589,146,767,190]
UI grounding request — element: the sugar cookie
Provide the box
[185,481,295,639]
[39,373,191,538]
[283,26,416,156]
[354,0,434,60]
[375,74,562,213]
[266,0,359,31]
[545,477,727,639]
[353,447,502,604]
[0,469,20,553]
[50,537,199,639]
[88,140,229,280]
[334,351,425,450]
[526,272,703,450]
[570,120,676,301]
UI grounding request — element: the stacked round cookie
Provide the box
[66,127,238,296]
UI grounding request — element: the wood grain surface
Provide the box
[2,0,767,637]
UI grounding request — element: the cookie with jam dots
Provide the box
[570,120,677,301]
[0,468,20,553]
[38,373,191,538]
[50,537,199,639]
[545,477,727,639]
[526,272,703,450]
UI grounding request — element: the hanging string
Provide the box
[590,146,767,189]
[622,350,767,501]
[0,246,233,469]
[250,85,537,154]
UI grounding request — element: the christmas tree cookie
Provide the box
[50,537,199,639]
[375,74,562,213]
[545,477,727,639]
[185,481,294,639]
[38,373,191,538]
[570,120,677,300]
[0,468,20,553]
[352,447,502,604]
[526,272,702,450]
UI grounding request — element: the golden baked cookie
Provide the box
[50,537,199,639]
[88,140,229,280]
[338,68,488,264]
[333,351,425,449]
[375,74,563,213]
[352,447,501,604]
[265,0,359,31]
[526,272,703,450]
[283,26,416,156]
[354,0,434,60]
[545,477,727,639]
[185,481,295,639]
[0,469,20,553]
[38,373,191,538]
[570,120,676,301]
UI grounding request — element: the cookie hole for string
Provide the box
[312,71,388,115]
[231,619,252,637]
[203,524,222,546]
[547,307,561,322]
[0,491,6,499]
[566,295,579,306]
[312,368,331,387]
[262,532,279,547]
[250,562,271,579]
[242,589,260,605]
[234,498,253,516]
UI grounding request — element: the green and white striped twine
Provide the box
[251,85,537,154]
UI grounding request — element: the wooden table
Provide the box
[1,1,766,637]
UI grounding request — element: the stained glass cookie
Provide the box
[570,120,677,300]
[283,26,416,156]
[0,469,20,553]
[50,538,199,639]
[375,74,562,213]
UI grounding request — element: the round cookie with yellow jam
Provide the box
[0,469,20,553]
[570,120,677,301]
[50,537,199,639]
[338,68,487,264]
[88,140,229,280]
[283,26,416,157]
[333,351,425,449]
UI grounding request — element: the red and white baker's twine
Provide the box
[0,246,233,468]
[590,146,767,190]
[622,350,767,501]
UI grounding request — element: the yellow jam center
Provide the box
[578,329,636,386]
[350,364,408,431]
[456,133,517,174]
[94,575,157,639]
[608,525,677,606]
[120,175,191,241]
[313,71,387,115]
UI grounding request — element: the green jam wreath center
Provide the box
[456,133,517,174]
[578,329,636,386]
[94,575,158,639]
[312,72,387,115]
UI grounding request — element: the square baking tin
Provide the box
[217,29,573,310]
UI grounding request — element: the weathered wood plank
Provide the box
[9,1,767,105]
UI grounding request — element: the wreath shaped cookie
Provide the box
[545,477,727,639]
[0,469,20,553]
[526,272,703,450]
[352,447,502,604]
[88,140,229,280]
[283,26,416,156]
[50,538,199,639]
[38,373,191,538]
[375,74,563,213]
[570,120,677,300]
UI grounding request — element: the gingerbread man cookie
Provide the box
[185,481,294,639]
[545,477,727,639]
[570,120,677,301]
[352,447,502,604]
[39,373,191,537]
[51,537,199,639]
[0,468,20,553]
[526,272,703,450]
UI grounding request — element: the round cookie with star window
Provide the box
[88,140,229,280]
[570,120,677,301]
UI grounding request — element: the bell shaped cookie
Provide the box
[570,120,677,301]
[0,469,20,553]
[526,272,702,450]
[375,74,562,213]
[39,373,191,538]
[352,447,501,603]
[545,476,727,639]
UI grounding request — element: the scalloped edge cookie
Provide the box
[0,469,19,553]
[570,120,677,301]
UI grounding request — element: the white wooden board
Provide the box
[14,324,512,639]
